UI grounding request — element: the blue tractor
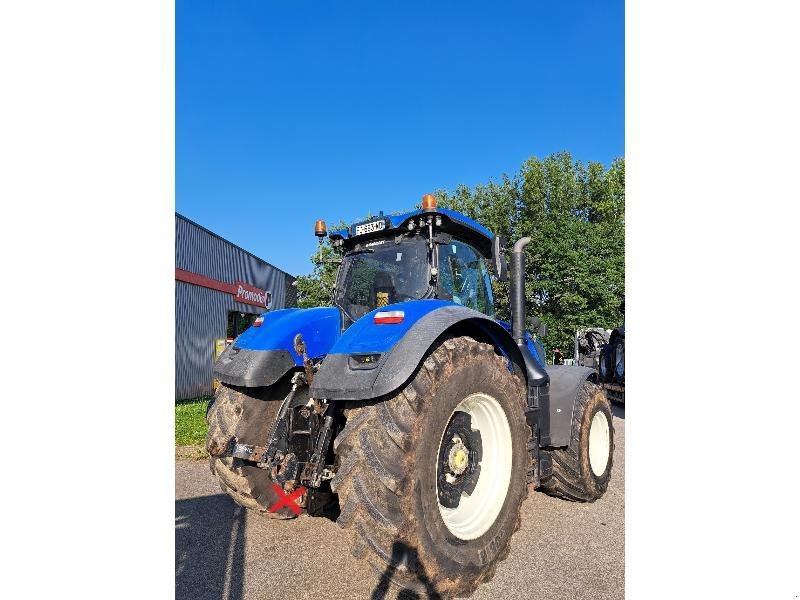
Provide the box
[207,195,614,597]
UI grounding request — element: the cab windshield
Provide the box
[336,239,432,323]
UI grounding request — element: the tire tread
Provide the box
[541,382,613,502]
[332,336,529,597]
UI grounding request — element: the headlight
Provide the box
[348,353,382,370]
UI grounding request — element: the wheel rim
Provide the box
[588,411,610,476]
[436,393,512,541]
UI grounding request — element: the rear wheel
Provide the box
[331,336,531,597]
[542,381,613,501]
[206,382,298,519]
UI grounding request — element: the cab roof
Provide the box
[330,207,496,257]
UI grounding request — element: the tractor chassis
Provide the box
[216,370,340,514]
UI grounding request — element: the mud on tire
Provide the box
[331,336,531,598]
[542,382,614,502]
[206,382,297,519]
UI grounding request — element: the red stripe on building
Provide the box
[175,268,237,295]
[175,268,272,308]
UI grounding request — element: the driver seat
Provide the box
[372,272,397,309]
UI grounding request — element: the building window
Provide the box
[227,311,258,339]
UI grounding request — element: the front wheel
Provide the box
[331,336,531,597]
[542,381,614,501]
[206,382,298,519]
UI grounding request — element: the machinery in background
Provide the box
[574,300,624,404]
[598,327,625,404]
[574,327,610,369]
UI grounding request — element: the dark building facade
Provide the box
[175,213,296,399]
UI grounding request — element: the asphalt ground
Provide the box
[176,404,624,600]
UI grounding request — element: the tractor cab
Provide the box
[325,195,503,328]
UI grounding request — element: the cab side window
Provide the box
[437,240,494,316]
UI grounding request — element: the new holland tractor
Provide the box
[206,194,614,597]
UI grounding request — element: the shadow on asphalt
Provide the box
[176,494,245,600]
[371,541,442,600]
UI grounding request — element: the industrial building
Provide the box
[175,213,296,399]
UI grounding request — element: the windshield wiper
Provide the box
[345,248,375,257]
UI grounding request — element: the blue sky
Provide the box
[177,0,623,276]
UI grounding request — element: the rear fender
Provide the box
[546,364,598,447]
[309,300,526,401]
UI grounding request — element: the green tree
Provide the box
[515,153,625,357]
[294,220,347,308]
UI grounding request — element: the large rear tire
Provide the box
[331,336,531,598]
[206,383,298,519]
[542,381,614,501]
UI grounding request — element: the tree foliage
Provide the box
[294,221,347,308]
[295,152,624,359]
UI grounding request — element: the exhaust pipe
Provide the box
[510,237,549,384]
[510,236,551,449]
[510,237,532,344]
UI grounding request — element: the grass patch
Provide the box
[176,396,210,447]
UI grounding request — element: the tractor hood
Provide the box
[213,307,341,388]
[234,307,341,357]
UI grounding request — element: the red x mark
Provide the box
[268,483,306,516]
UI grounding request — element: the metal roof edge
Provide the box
[175,212,296,280]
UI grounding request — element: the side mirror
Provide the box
[530,315,547,337]
[492,236,508,281]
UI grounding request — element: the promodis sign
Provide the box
[175,268,272,308]
[234,282,271,308]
